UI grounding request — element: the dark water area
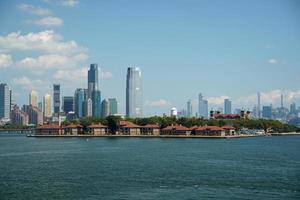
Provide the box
[0,134,300,199]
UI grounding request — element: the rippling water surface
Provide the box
[0,134,300,199]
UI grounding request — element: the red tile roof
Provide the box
[221,125,235,130]
[162,125,190,131]
[142,124,160,128]
[190,125,199,130]
[65,124,83,128]
[120,121,141,128]
[36,124,61,129]
[88,124,107,128]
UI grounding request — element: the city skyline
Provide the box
[0,1,300,116]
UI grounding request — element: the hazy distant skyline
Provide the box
[0,0,299,116]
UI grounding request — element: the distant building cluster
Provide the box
[0,64,145,126]
[169,91,300,126]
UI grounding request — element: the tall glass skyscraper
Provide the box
[88,63,99,98]
[0,83,10,120]
[126,67,142,118]
[62,96,74,114]
[101,99,109,118]
[108,98,118,115]
[92,90,101,117]
[224,99,232,114]
[88,63,101,117]
[53,84,60,114]
[74,88,86,118]
[198,93,208,118]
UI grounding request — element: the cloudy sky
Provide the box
[0,0,300,116]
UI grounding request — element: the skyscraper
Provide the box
[224,99,232,114]
[11,106,28,126]
[126,67,143,118]
[262,105,272,119]
[88,64,101,117]
[187,99,193,117]
[0,83,10,120]
[92,90,101,117]
[101,99,109,118]
[43,94,52,118]
[74,88,86,118]
[88,63,99,99]
[86,98,92,117]
[23,105,43,125]
[53,84,60,114]
[281,94,284,108]
[29,90,38,107]
[198,93,208,118]
[38,102,43,111]
[108,98,118,115]
[257,92,261,118]
[290,103,297,114]
[62,96,74,114]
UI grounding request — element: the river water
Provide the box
[0,134,299,199]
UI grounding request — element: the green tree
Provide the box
[106,115,121,134]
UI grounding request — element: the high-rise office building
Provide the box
[85,98,92,117]
[74,88,86,118]
[88,63,99,99]
[0,83,10,120]
[38,102,43,111]
[262,105,272,119]
[108,98,118,115]
[62,96,74,114]
[11,106,28,126]
[257,92,261,118]
[224,99,232,114]
[198,93,208,118]
[87,64,101,117]
[101,99,109,118]
[29,90,38,107]
[281,94,284,108]
[23,105,43,125]
[53,84,60,114]
[92,90,101,117]
[126,67,143,118]
[290,103,297,114]
[187,99,193,117]
[43,94,52,118]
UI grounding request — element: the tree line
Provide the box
[61,116,299,133]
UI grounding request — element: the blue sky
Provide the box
[0,0,300,116]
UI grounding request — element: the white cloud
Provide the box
[100,69,113,80]
[15,53,87,70]
[207,95,229,106]
[0,30,87,55]
[0,54,13,68]
[145,99,172,107]
[268,58,279,64]
[18,3,51,16]
[53,67,87,81]
[60,0,79,7]
[28,16,64,26]
[11,76,43,90]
